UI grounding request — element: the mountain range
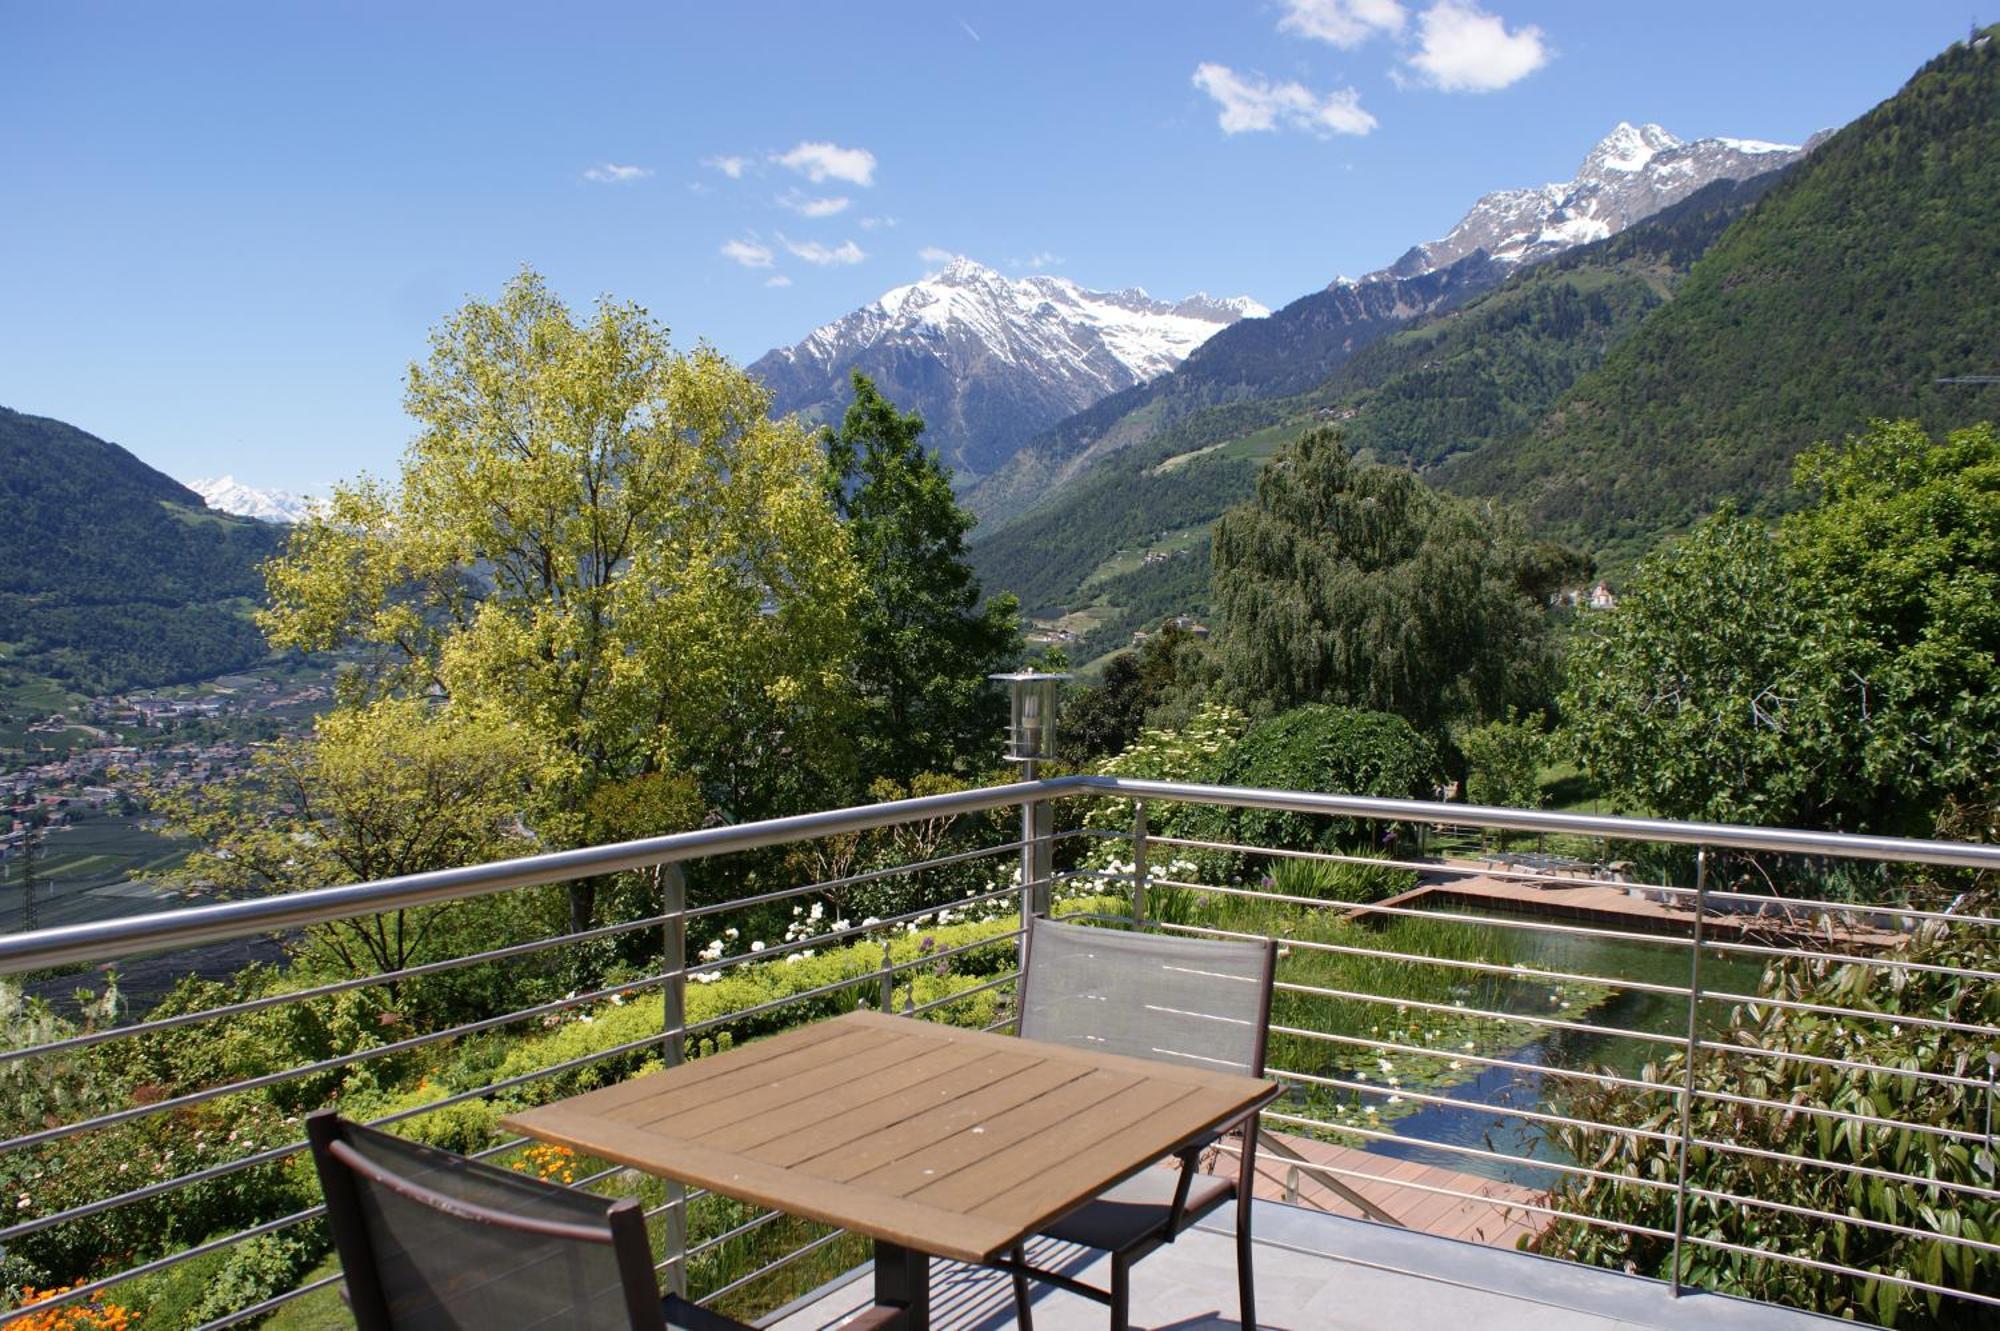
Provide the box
[749,261,1266,479]
[969,30,1999,669]
[959,122,1807,527]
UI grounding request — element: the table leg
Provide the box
[873,1239,931,1330]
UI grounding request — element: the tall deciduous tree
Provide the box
[261,271,860,929]
[148,698,540,981]
[1210,427,1569,738]
[1563,420,2000,835]
[826,372,1020,783]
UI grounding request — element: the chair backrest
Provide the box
[1018,917,1276,1077]
[308,1112,665,1331]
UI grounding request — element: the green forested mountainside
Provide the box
[971,171,1777,657]
[0,406,283,693]
[1447,31,2000,561]
[963,251,1506,529]
[1332,172,1787,470]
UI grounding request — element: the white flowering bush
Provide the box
[1079,703,1246,885]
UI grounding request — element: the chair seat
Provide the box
[1039,1166,1237,1253]
[663,1293,754,1331]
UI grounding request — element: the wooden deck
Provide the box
[1358,863,1904,950]
[1224,1128,1551,1252]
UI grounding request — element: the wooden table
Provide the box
[502,1009,1279,1329]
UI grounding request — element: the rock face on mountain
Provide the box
[748,258,1265,479]
[1385,123,1804,279]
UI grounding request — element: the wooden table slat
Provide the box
[601,1025,887,1126]
[854,1066,1150,1200]
[695,1039,996,1155]
[756,1047,1043,1171]
[796,1054,1106,1183]
[634,1030,943,1140]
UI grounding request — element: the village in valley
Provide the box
[0,660,337,930]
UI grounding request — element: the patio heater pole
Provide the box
[992,671,1067,983]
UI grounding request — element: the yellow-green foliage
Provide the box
[443,902,1123,1121]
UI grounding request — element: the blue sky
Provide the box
[0,2,1975,491]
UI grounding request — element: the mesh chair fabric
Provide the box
[1018,918,1269,1077]
[339,1124,641,1330]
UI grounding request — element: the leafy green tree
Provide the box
[1562,421,1999,835]
[825,372,1020,783]
[261,271,860,929]
[1058,623,1199,763]
[1211,427,1564,736]
[1458,709,1550,810]
[1458,708,1551,849]
[149,698,542,982]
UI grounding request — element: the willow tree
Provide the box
[261,270,860,929]
[1210,427,1570,738]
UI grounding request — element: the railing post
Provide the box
[659,862,689,1299]
[1669,847,1708,1299]
[1031,798,1054,918]
[1131,800,1150,925]
[1018,761,1038,924]
[879,936,896,1015]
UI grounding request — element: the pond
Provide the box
[1332,906,1769,1189]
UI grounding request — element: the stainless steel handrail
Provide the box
[8,774,2000,975]
[3,773,1998,1327]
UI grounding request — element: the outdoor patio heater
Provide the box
[991,669,1067,919]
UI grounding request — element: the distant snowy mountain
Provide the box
[960,120,1808,526]
[1382,123,1804,280]
[186,475,314,524]
[750,258,1267,479]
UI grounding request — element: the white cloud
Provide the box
[773,140,877,187]
[765,274,793,288]
[782,236,867,266]
[1278,0,1405,47]
[720,238,775,269]
[1012,252,1063,271]
[918,246,957,266]
[702,154,751,179]
[858,216,899,230]
[1404,1,1548,92]
[583,162,651,184]
[1191,63,1377,137]
[777,190,852,218]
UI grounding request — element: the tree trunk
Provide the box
[567,879,597,936]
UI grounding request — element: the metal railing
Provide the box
[0,774,1995,1326]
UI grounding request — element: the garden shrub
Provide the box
[1541,911,2000,1328]
[1221,706,1440,854]
[1081,703,1247,878]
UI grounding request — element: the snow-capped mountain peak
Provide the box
[186,475,315,524]
[752,261,1267,478]
[1582,121,1682,175]
[1383,121,1807,281]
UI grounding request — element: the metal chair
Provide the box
[1001,917,1278,1331]
[306,1111,751,1331]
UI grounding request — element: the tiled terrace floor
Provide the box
[764,1202,1846,1331]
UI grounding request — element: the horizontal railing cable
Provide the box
[0,907,678,1066]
